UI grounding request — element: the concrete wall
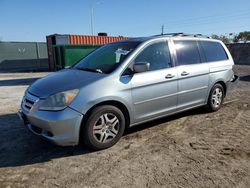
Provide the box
[226,43,250,65]
[0,42,48,72]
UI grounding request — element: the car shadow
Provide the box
[125,107,207,135]
[0,107,207,168]
[0,77,41,87]
[0,113,92,168]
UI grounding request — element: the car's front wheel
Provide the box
[81,105,125,150]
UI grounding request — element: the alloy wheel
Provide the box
[93,113,120,143]
[211,87,223,108]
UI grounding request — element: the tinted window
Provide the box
[201,41,228,62]
[174,40,201,65]
[134,42,172,71]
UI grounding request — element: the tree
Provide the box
[233,35,239,43]
[237,31,250,42]
[220,35,230,44]
[211,34,220,40]
[205,31,250,43]
[211,34,230,44]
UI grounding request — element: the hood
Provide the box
[28,69,105,98]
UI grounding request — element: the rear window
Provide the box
[201,41,228,62]
[174,40,201,65]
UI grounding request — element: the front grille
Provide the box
[22,92,39,111]
[24,98,35,110]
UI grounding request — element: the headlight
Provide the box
[39,89,79,111]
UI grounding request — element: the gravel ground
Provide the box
[0,66,250,188]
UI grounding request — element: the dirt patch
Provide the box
[0,66,250,187]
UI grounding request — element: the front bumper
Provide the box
[18,107,83,146]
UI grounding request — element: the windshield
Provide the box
[74,41,140,74]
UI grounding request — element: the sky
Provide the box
[0,0,250,42]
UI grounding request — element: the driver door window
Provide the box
[134,41,172,71]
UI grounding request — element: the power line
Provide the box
[142,10,250,32]
[132,8,250,36]
[197,23,249,31]
[163,9,250,25]
[163,15,250,28]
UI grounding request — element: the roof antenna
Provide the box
[161,25,164,35]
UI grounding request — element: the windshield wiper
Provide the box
[76,67,103,73]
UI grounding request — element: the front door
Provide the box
[131,41,178,122]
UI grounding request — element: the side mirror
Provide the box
[133,62,150,73]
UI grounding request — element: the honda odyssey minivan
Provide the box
[18,33,237,150]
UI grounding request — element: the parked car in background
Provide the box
[18,33,238,150]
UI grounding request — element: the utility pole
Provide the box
[90,1,102,36]
[161,25,164,35]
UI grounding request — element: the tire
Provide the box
[206,83,225,112]
[81,105,125,150]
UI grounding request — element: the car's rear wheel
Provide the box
[81,105,125,150]
[206,83,225,112]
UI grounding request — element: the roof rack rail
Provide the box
[153,33,211,38]
[153,32,184,37]
[192,34,211,38]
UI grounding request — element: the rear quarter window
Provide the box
[201,41,228,62]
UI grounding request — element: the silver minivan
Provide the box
[19,33,237,150]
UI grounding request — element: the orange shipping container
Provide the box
[46,34,128,71]
[69,35,128,45]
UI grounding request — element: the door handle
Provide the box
[165,74,175,79]
[181,71,189,76]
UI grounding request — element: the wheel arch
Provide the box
[81,100,131,130]
[206,80,227,103]
[215,81,227,96]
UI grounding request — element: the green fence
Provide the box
[53,45,100,70]
[0,42,48,71]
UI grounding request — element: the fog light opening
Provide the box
[45,131,54,137]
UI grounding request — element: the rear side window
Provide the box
[201,41,228,62]
[174,40,201,65]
